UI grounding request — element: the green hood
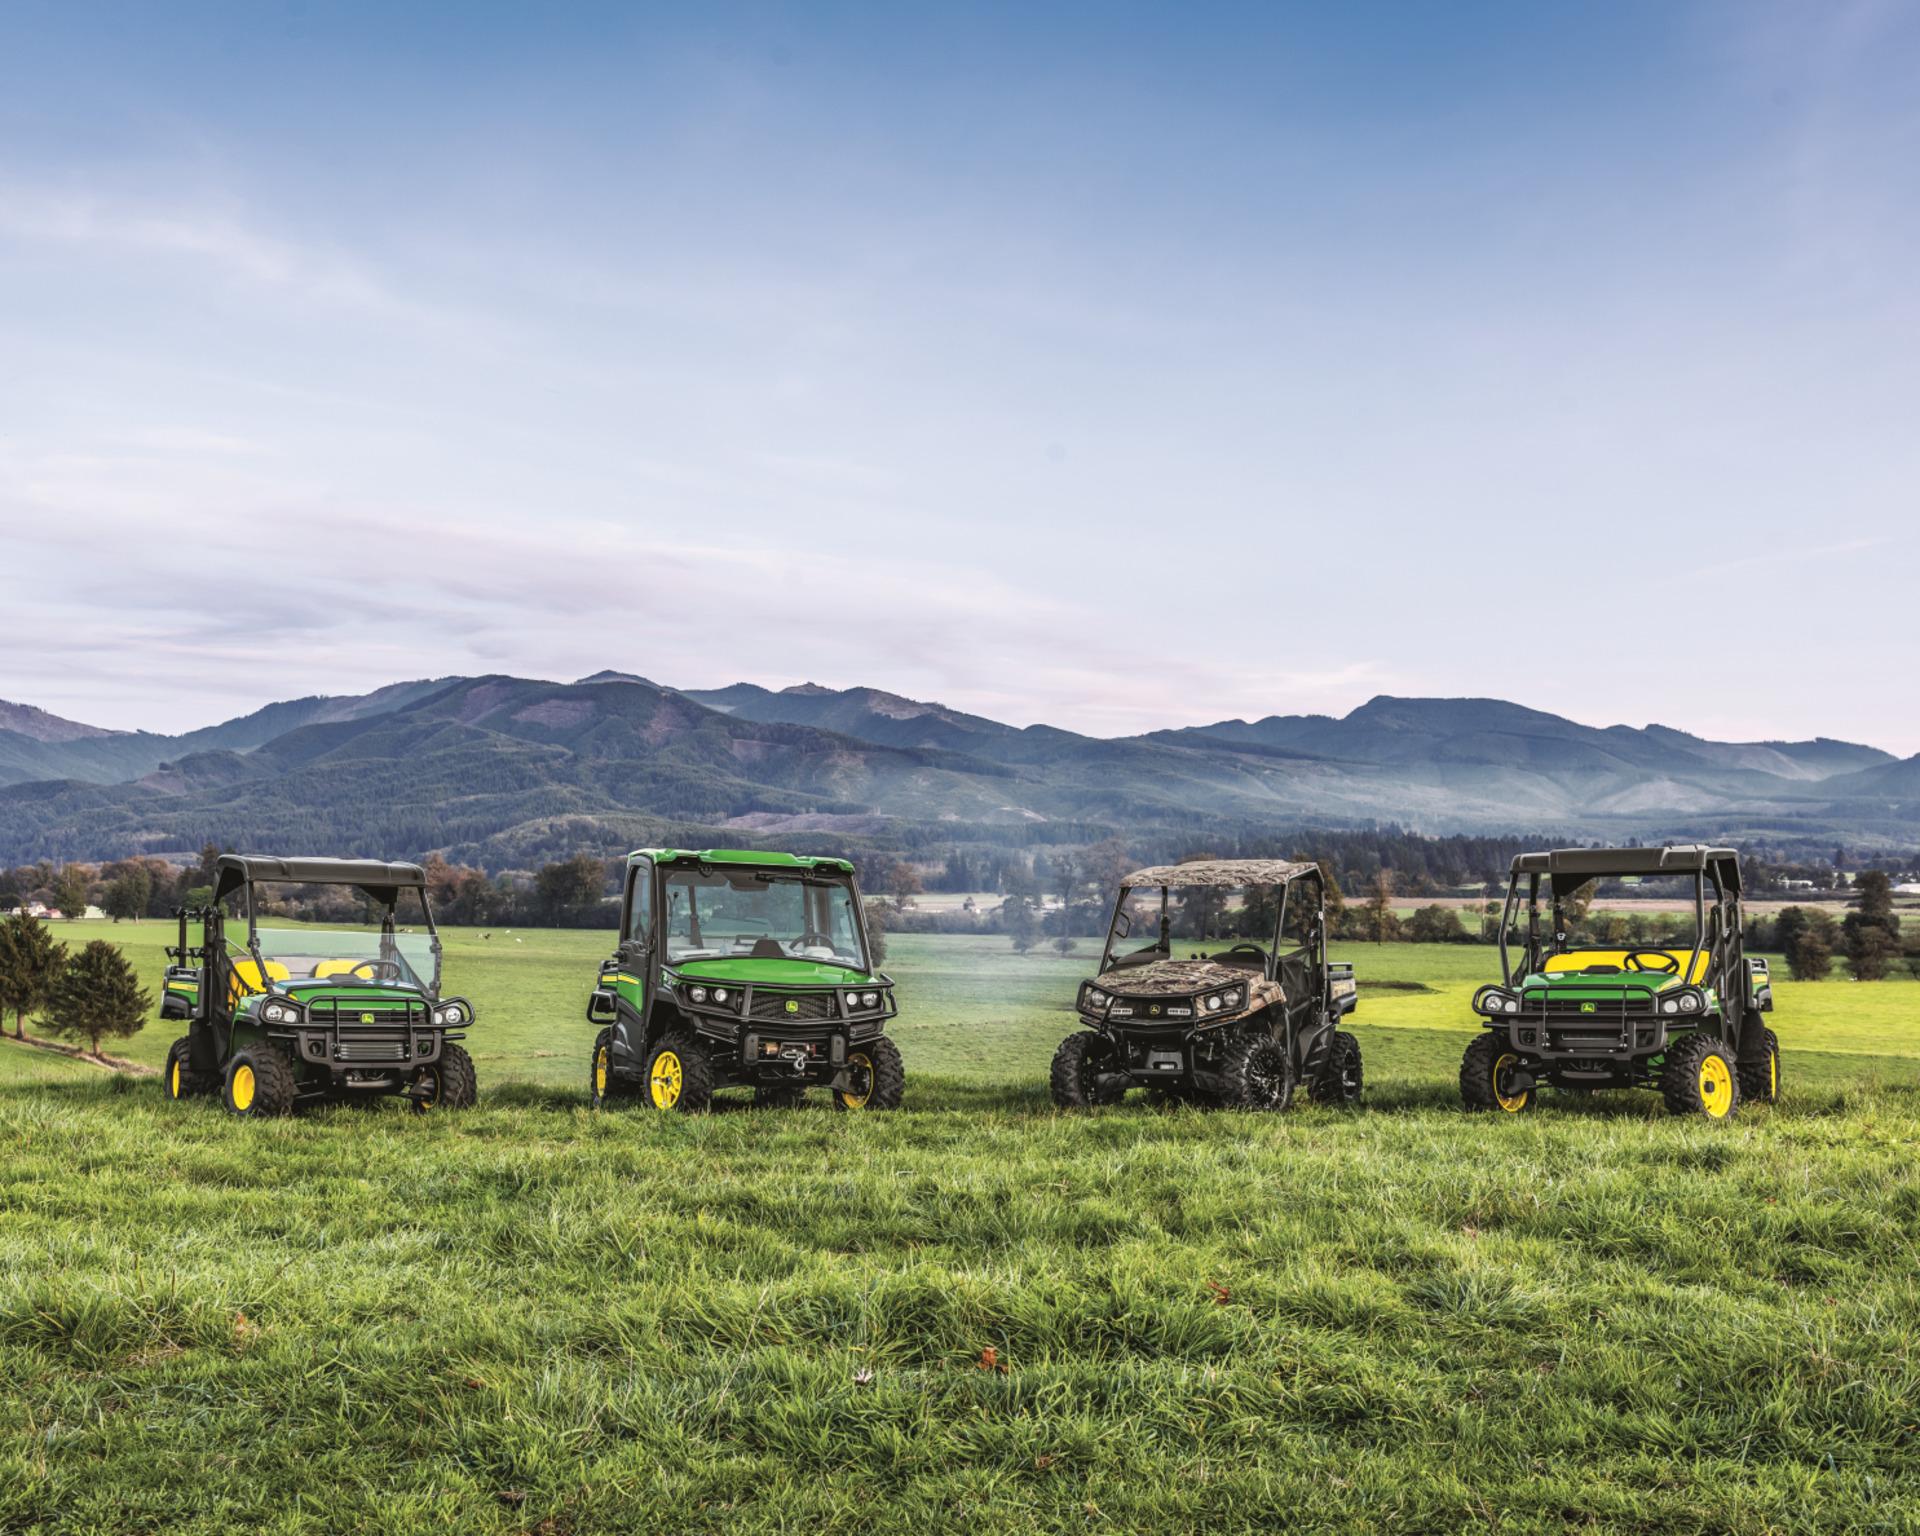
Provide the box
[1517,971,1717,1009]
[669,957,881,988]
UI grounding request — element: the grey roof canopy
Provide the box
[1122,859,1315,888]
[1511,845,1742,898]
[213,854,430,906]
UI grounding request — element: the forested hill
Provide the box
[0,675,1912,868]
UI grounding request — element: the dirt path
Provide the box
[0,1032,157,1076]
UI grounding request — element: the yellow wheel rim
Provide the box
[838,1053,874,1110]
[650,1050,683,1108]
[169,1060,182,1098]
[1492,1052,1529,1113]
[1698,1053,1733,1118]
[594,1047,609,1099]
[231,1064,256,1112]
[418,1070,440,1107]
[1769,1051,1778,1100]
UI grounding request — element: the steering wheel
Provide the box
[1622,948,1680,975]
[1218,943,1266,961]
[349,960,405,982]
[799,930,835,949]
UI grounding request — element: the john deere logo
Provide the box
[784,999,799,1015]
[1149,1004,1162,1017]
[1579,1002,1597,1015]
[360,1012,375,1025]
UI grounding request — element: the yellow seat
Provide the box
[312,959,368,979]
[1542,949,1711,984]
[227,959,292,1004]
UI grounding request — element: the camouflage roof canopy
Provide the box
[1120,859,1316,888]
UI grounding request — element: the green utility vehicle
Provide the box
[1051,859,1360,1110]
[1460,845,1776,1119]
[586,848,903,1112]
[160,855,478,1116]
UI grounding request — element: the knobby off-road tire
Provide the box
[836,1035,905,1111]
[1215,1031,1295,1111]
[1738,1027,1780,1106]
[1662,1033,1740,1120]
[643,1031,715,1113]
[412,1042,478,1113]
[1050,1032,1126,1108]
[1310,1030,1364,1106]
[223,1045,298,1117]
[589,1027,638,1110]
[1460,1033,1534,1113]
[163,1035,212,1102]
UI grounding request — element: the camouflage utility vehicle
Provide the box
[161,855,477,1116]
[1461,845,1776,1119]
[1051,859,1360,1110]
[586,848,902,1112]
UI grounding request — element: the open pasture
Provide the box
[3,926,1919,1533]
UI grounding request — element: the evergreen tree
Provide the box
[39,940,149,1058]
[0,912,67,1039]
[1843,872,1901,981]
[1785,909,1838,982]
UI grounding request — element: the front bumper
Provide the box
[1495,1008,1673,1062]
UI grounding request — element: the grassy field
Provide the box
[4,925,1920,1532]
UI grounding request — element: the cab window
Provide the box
[624,866,653,944]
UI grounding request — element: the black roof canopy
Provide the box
[213,854,429,906]
[1511,845,1742,898]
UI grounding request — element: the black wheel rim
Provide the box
[1249,1047,1285,1105]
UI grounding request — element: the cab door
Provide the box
[1274,874,1326,1056]
[611,859,654,1019]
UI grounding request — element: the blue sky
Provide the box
[4,0,1917,750]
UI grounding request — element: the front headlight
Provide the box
[1086,989,1108,1009]
[863,991,879,1007]
[689,986,709,1003]
[262,1002,294,1024]
[1677,990,1702,1013]
[433,1002,467,1026]
[1475,986,1518,1016]
[1204,995,1222,1012]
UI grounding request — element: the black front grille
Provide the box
[313,998,429,1028]
[750,991,835,1022]
[335,1035,411,1062]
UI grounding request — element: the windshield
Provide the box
[1101,883,1279,971]
[1507,874,1706,973]
[237,883,440,994]
[661,869,869,969]
[251,925,440,991]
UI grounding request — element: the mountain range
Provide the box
[1,674,1915,869]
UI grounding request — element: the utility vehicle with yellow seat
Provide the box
[585,848,902,1112]
[160,855,477,1116]
[1460,845,1775,1118]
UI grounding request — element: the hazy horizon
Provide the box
[6,2,1917,749]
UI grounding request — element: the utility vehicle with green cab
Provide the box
[1460,845,1776,1119]
[1051,859,1360,1110]
[586,848,902,1112]
[160,855,478,1116]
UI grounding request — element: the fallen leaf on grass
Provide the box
[853,1368,875,1388]
[1205,1281,1232,1306]
[976,1347,1008,1374]
[495,1490,526,1507]
[462,1376,488,1391]
[232,1313,260,1351]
